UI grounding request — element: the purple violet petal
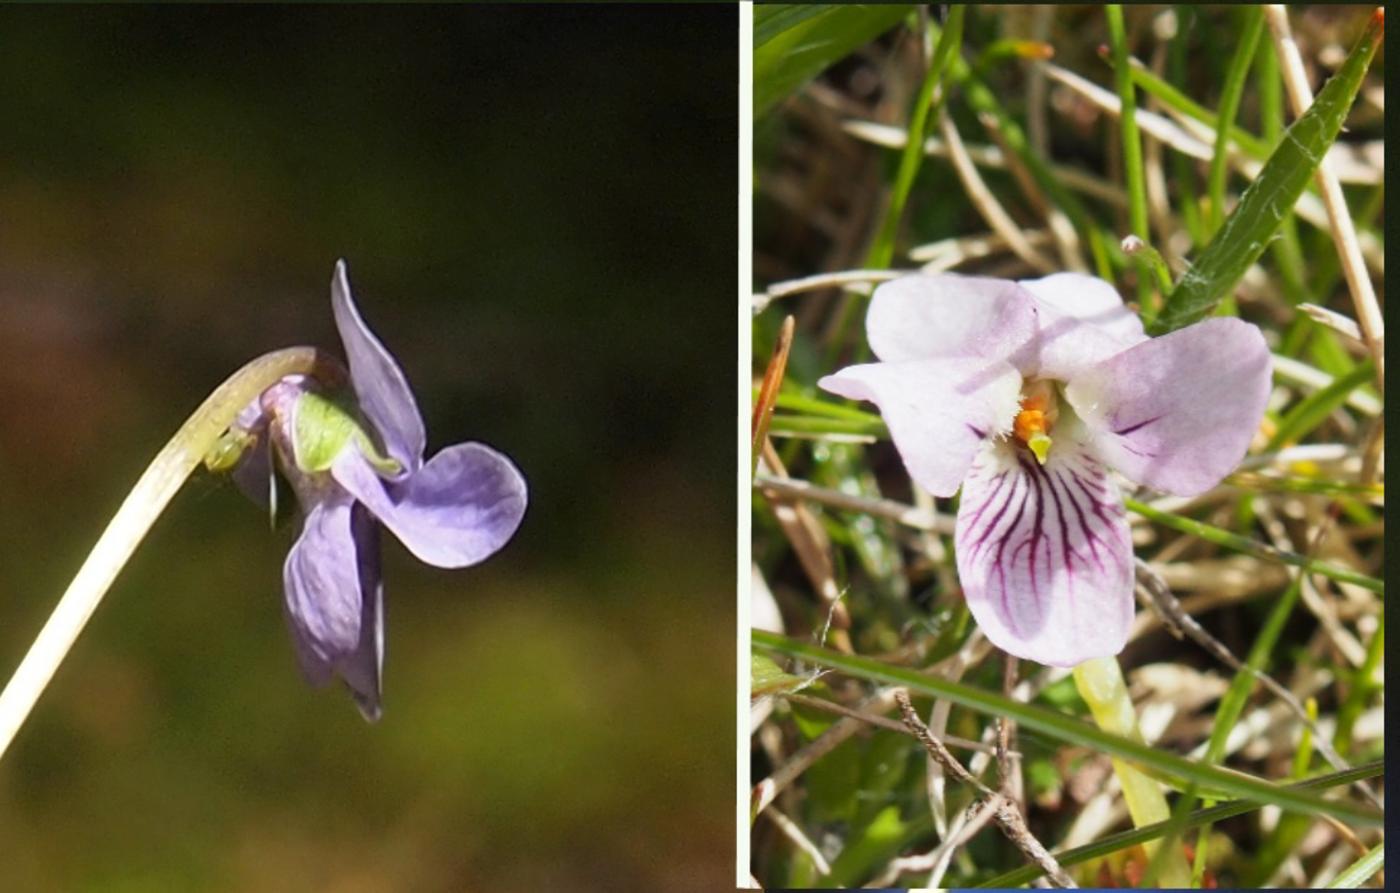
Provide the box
[330,260,427,472]
[954,435,1134,667]
[282,489,380,710]
[865,273,1038,366]
[1018,273,1149,380]
[1064,317,1272,496]
[339,503,384,721]
[818,356,1023,497]
[231,433,274,509]
[332,441,527,569]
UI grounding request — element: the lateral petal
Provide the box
[955,437,1134,667]
[1064,317,1272,496]
[818,357,1022,497]
[332,441,528,569]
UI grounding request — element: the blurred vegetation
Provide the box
[752,5,1382,888]
[0,6,734,891]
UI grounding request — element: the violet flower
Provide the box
[227,261,527,719]
[819,273,1271,667]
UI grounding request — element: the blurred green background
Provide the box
[0,6,734,891]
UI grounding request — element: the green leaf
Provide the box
[1152,9,1383,333]
[750,653,814,697]
[755,5,914,118]
[752,631,1385,826]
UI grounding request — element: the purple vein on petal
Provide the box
[1031,458,1080,609]
[990,473,1032,636]
[1057,464,1108,572]
[1113,414,1164,437]
[961,469,1010,543]
[1010,455,1048,625]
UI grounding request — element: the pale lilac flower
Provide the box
[819,273,1270,666]
[230,261,527,719]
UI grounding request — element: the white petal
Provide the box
[955,435,1134,667]
[819,356,1022,497]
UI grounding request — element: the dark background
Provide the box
[0,6,734,890]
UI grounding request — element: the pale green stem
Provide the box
[1073,655,1192,887]
[0,347,342,761]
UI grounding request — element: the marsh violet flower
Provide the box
[225,261,527,719]
[819,273,1270,666]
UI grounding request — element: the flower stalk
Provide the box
[0,347,342,761]
[1072,655,1192,887]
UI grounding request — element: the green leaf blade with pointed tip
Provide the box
[1152,10,1382,333]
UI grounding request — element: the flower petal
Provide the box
[1064,317,1272,496]
[332,441,528,569]
[818,357,1022,497]
[340,504,385,721]
[865,274,1037,365]
[331,260,427,471]
[282,492,380,708]
[955,436,1135,667]
[1019,273,1147,380]
[231,433,275,510]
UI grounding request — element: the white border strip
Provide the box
[736,1,754,887]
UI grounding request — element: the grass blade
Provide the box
[751,631,1385,826]
[755,5,914,118]
[973,761,1383,888]
[1152,9,1382,333]
[1332,842,1385,888]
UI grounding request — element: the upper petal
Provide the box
[865,274,1038,365]
[955,435,1134,667]
[331,260,427,471]
[818,357,1023,497]
[282,492,380,705]
[1064,317,1272,496]
[1019,273,1147,380]
[332,441,528,569]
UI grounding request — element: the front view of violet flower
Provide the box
[819,273,1271,667]
[225,261,527,719]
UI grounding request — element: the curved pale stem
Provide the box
[1073,655,1193,887]
[0,347,343,761]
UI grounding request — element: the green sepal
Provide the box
[293,391,402,476]
[204,428,255,473]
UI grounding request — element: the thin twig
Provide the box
[1297,303,1364,345]
[752,687,904,817]
[896,690,1077,888]
[753,268,909,314]
[757,443,852,650]
[754,473,951,532]
[779,692,1007,755]
[937,108,1056,274]
[841,120,1129,208]
[761,806,832,876]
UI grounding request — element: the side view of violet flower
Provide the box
[819,273,1271,667]
[225,261,527,719]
